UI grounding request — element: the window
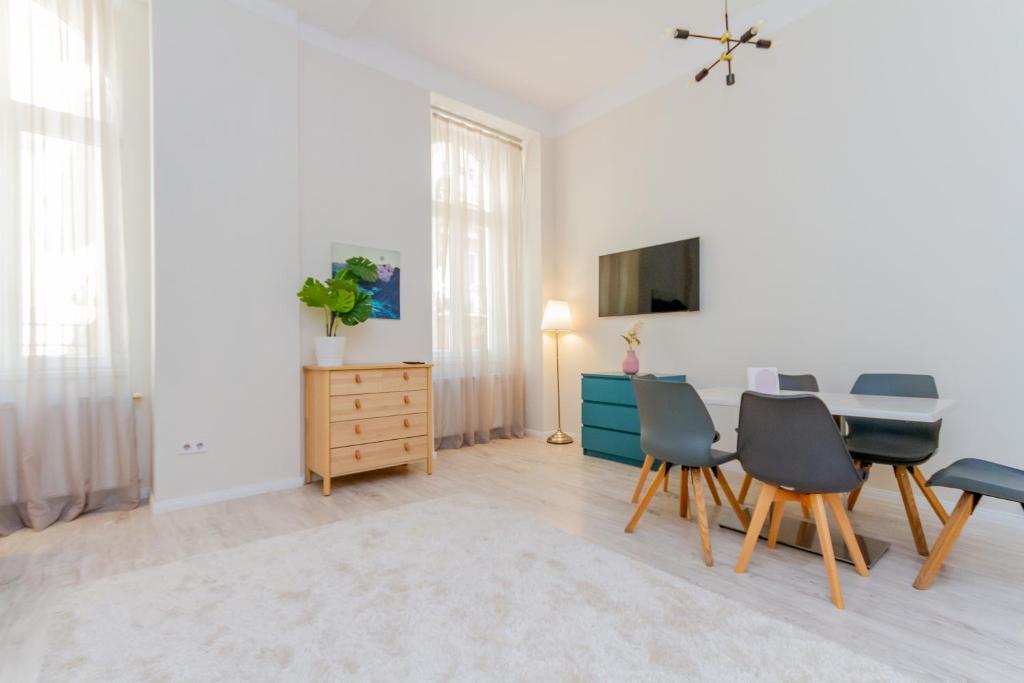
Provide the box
[3,0,115,362]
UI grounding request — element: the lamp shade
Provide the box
[541,300,572,332]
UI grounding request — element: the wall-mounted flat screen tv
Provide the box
[599,237,700,317]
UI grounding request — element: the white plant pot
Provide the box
[314,336,346,367]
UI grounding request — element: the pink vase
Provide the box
[622,349,639,375]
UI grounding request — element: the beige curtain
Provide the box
[431,112,525,449]
[0,0,138,535]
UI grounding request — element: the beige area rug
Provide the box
[33,495,908,682]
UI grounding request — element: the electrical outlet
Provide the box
[178,440,209,455]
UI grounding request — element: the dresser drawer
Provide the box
[582,401,640,433]
[330,390,428,421]
[331,435,430,474]
[331,370,383,395]
[381,367,429,392]
[330,413,429,448]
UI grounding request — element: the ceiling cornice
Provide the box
[222,0,836,139]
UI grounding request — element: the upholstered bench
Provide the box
[913,458,1024,589]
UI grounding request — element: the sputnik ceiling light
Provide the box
[668,0,773,86]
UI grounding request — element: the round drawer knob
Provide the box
[354,399,362,410]
[354,450,362,461]
[355,374,362,384]
[354,424,363,434]
[403,418,410,428]
[403,442,412,452]
[403,371,409,381]
[403,395,411,405]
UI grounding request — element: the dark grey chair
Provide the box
[914,458,1024,589]
[625,378,749,567]
[630,376,724,507]
[734,391,868,609]
[844,373,947,556]
[737,373,820,507]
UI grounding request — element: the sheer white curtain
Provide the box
[1,0,138,534]
[431,111,525,449]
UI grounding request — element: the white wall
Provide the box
[552,0,1024,503]
[151,0,301,504]
[150,0,516,507]
[299,41,431,365]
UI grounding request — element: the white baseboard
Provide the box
[151,476,305,514]
[714,461,1023,530]
[854,485,1024,530]
[525,428,579,441]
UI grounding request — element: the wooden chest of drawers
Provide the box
[304,364,433,495]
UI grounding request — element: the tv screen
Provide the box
[599,237,700,317]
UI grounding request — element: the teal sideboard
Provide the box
[581,372,686,467]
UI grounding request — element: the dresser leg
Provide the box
[304,468,312,484]
[322,476,332,496]
[427,451,434,475]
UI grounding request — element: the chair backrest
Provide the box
[779,373,819,392]
[632,378,717,467]
[737,391,863,493]
[847,373,941,447]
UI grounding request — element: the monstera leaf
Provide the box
[335,256,379,284]
[326,277,357,314]
[339,290,373,327]
[297,277,332,309]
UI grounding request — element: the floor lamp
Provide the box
[542,300,573,445]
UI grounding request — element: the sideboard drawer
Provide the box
[581,426,645,464]
[331,435,430,475]
[581,376,639,406]
[582,401,640,433]
[330,413,429,448]
[331,390,428,421]
[331,370,383,395]
[381,367,429,392]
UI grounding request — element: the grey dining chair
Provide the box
[844,373,946,556]
[737,373,820,508]
[625,378,749,566]
[734,391,868,609]
[630,375,725,508]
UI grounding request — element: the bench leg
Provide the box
[913,492,981,590]
[895,465,930,556]
[910,466,949,523]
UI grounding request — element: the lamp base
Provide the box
[546,430,574,445]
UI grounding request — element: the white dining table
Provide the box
[697,386,956,568]
[698,387,955,422]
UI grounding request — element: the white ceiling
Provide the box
[287,0,765,112]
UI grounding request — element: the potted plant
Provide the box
[297,257,378,366]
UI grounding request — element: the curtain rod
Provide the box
[431,107,524,148]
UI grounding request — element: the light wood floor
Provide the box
[2,438,1022,681]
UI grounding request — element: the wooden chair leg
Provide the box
[895,466,930,556]
[713,467,750,529]
[800,502,810,520]
[914,492,980,590]
[846,462,871,511]
[809,493,844,609]
[910,466,950,523]
[690,468,714,566]
[664,467,670,491]
[738,473,753,505]
[632,455,654,503]
[767,501,785,549]
[679,467,690,518]
[826,493,869,577]
[701,467,722,506]
[625,463,667,533]
[735,484,777,573]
